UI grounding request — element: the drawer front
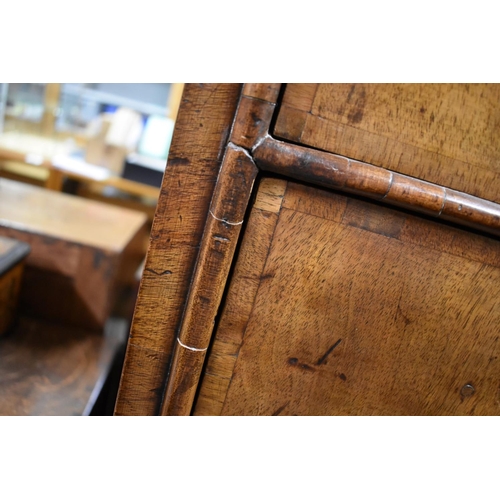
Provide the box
[274,84,500,203]
[194,177,500,416]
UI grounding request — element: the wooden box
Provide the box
[0,236,30,336]
[0,178,148,330]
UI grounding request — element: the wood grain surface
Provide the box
[118,83,500,416]
[242,83,281,103]
[115,84,243,415]
[157,84,282,414]
[160,145,258,415]
[194,179,500,415]
[275,84,500,202]
[193,177,287,415]
[229,84,281,150]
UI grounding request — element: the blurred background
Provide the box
[0,83,183,416]
[0,83,183,221]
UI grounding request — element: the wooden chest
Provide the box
[0,236,30,336]
[116,84,500,416]
[0,179,148,329]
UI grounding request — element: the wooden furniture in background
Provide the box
[40,83,61,137]
[0,236,30,336]
[116,84,500,416]
[0,132,160,222]
[0,178,148,329]
[0,83,188,225]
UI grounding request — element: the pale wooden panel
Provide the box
[282,181,347,221]
[167,83,184,121]
[275,84,500,202]
[202,180,500,415]
[253,177,288,213]
[0,178,146,251]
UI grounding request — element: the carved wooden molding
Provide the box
[157,85,281,415]
[160,145,258,415]
[253,136,500,238]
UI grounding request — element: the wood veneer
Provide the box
[275,84,500,202]
[115,84,243,416]
[194,178,500,416]
[116,83,500,416]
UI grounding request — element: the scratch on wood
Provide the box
[316,338,342,365]
[251,133,270,153]
[288,357,316,372]
[209,210,243,226]
[145,268,172,276]
[272,401,290,416]
[177,337,207,352]
[260,273,275,281]
[382,171,394,199]
[149,386,164,397]
[227,141,253,159]
[300,363,315,372]
[199,84,220,111]
[438,188,447,216]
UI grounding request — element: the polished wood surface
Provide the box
[117,83,500,416]
[194,178,287,415]
[275,84,500,202]
[195,179,500,415]
[115,84,243,415]
[155,84,282,414]
[0,316,125,416]
[160,144,258,415]
[253,136,500,237]
[230,84,281,150]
